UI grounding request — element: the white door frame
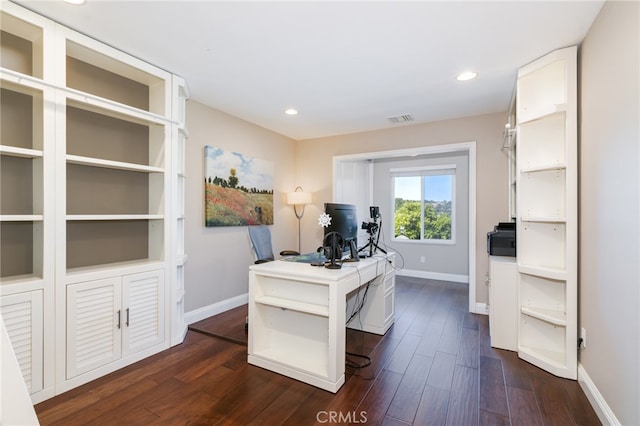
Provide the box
[332,142,477,313]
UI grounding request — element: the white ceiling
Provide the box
[14,0,604,140]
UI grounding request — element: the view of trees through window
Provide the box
[393,173,453,241]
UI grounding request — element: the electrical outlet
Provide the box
[420,256,426,263]
[580,327,587,349]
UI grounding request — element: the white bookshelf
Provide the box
[0,2,56,403]
[170,75,189,345]
[0,2,185,402]
[515,46,577,380]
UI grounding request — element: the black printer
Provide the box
[487,222,516,257]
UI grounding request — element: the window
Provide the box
[392,165,455,242]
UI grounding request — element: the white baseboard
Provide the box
[171,323,188,346]
[475,302,488,315]
[396,269,469,283]
[578,362,621,425]
[185,293,248,325]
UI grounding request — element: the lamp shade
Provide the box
[287,191,312,205]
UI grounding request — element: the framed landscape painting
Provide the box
[204,146,274,226]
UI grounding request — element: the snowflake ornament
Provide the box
[318,213,332,228]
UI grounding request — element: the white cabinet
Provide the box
[346,258,395,335]
[1,2,185,401]
[122,271,165,355]
[1,316,40,425]
[66,277,121,378]
[66,270,164,379]
[0,291,44,394]
[516,46,577,379]
[488,256,518,351]
[1,2,56,403]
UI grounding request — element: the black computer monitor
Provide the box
[324,203,359,262]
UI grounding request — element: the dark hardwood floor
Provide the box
[35,276,600,425]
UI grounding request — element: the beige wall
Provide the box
[296,112,509,305]
[579,1,639,424]
[184,100,297,312]
[183,106,508,312]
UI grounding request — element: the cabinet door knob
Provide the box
[116,310,121,329]
[125,308,130,327]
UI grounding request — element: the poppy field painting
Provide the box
[204,146,274,227]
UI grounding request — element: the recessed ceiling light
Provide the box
[284,108,298,116]
[457,71,478,81]
[64,0,86,4]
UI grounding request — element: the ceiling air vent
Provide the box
[387,114,414,124]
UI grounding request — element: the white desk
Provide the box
[247,254,395,393]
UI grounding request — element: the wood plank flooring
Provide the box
[35,276,600,425]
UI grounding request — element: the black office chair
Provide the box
[248,225,299,264]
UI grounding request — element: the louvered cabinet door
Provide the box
[67,278,122,378]
[122,270,165,356]
[0,291,44,394]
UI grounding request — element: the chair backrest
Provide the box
[248,225,275,263]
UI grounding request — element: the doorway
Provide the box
[332,142,477,313]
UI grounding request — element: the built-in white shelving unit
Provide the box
[170,75,189,345]
[0,3,55,400]
[0,1,186,402]
[515,46,577,380]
